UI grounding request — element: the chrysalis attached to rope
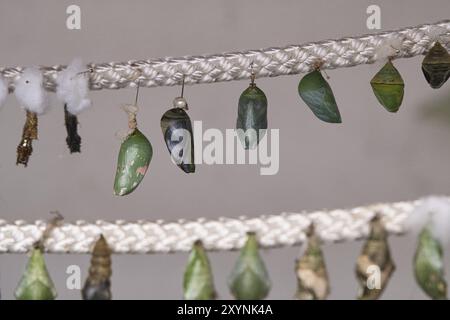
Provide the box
[14,212,62,300]
[160,75,195,173]
[236,63,268,149]
[370,60,405,113]
[421,41,450,89]
[56,59,92,153]
[228,232,271,300]
[82,235,112,300]
[355,215,395,300]
[14,67,48,166]
[295,225,330,300]
[113,83,153,196]
[183,240,216,300]
[298,63,341,123]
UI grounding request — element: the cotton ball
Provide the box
[0,76,8,108]
[14,67,48,115]
[374,36,404,61]
[56,58,91,115]
[405,196,450,246]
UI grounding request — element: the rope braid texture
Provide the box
[0,21,448,254]
[1,20,449,91]
[0,199,419,254]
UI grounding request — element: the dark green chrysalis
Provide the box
[422,41,450,89]
[228,232,271,300]
[161,97,195,173]
[236,80,268,150]
[15,247,57,300]
[82,235,112,300]
[298,70,342,123]
[370,61,405,113]
[183,240,216,300]
[414,226,447,300]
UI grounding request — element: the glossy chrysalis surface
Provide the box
[161,98,195,173]
[228,232,271,300]
[15,247,57,300]
[183,240,216,300]
[355,216,395,300]
[298,70,341,123]
[414,226,447,300]
[82,235,112,300]
[295,226,329,300]
[422,41,450,89]
[236,82,268,149]
[370,61,405,113]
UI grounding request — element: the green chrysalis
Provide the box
[114,128,153,196]
[414,226,447,300]
[422,41,450,89]
[370,61,405,113]
[236,81,268,150]
[183,240,216,300]
[228,232,271,300]
[15,247,57,300]
[298,70,342,123]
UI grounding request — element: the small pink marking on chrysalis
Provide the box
[136,166,147,175]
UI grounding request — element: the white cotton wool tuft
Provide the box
[56,58,91,115]
[0,76,8,108]
[374,36,404,61]
[14,67,48,115]
[404,196,450,246]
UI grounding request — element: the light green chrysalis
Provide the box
[414,226,447,300]
[370,60,404,113]
[15,247,57,300]
[183,240,216,300]
[228,232,271,300]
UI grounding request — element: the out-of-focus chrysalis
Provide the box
[370,60,404,113]
[82,235,112,300]
[295,225,330,300]
[355,215,395,300]
[183,240,216,300]
[228,232,271,300]
[421,41,450,89]
[236,65,268,150]
[14,247,57,300]
[414,226,447,299]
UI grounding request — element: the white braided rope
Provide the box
[1,20,449,91]
[0,198,423,254]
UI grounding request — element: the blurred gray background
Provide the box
[0,0,449,299]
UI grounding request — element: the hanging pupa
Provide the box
[228,232,271,300]
[295,225,330,300]
[405,196,450,299]
[14,67,48,166]
[160,76,195,173]
[236,64,268,149]
[298,65,341,123]
[183,240,216,300]
[355,215,395,300]
[422,41,450,89]
[56,58,92,153]
[414,226,447,299]
[82,235,112,300]
[113,84,153,196]
[14,246,57,300]
[370,60,404,112]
